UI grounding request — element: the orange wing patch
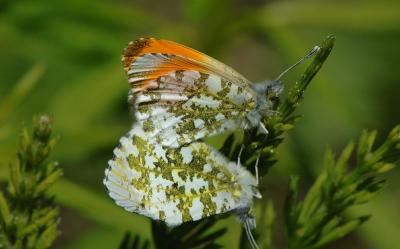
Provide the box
[122,37,251,96]
[122,38,206,73]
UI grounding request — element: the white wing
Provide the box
[104,124,260,226]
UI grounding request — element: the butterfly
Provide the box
[104,123,261,247]
[122,38,288,148]
[109,38,320,249]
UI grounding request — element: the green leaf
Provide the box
[376,163,396,173]
[118,232,150,249]
[35,168,62,195]
[357,130,376,159]
[312,216,370,249]
[284,176,300,239]
[285,125,400,249]
[336,142,355,175]
[21,208,59,237]
[151,218,226,249]
[35,222,59,249]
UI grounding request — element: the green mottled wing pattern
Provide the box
[133,68,259,148]
[104,124,260,226]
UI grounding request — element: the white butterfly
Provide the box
[104,123,261,248]
[122,38,318,148]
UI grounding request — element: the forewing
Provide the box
[104,125,255,226]
[122,38,250,88]
[122,38,258,147]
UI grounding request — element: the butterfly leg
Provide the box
[237,144,245,168]
[259,122,269,135]
[254,155,260,185]
[237,123,250,168]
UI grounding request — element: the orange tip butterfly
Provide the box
[122,38,320,148]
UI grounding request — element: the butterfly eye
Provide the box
[265,81,283,97]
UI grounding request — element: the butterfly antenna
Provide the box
[244,219,260,249]
[275,45,321,82]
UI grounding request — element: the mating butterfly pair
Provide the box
[104,38,319,249]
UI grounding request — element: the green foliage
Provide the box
[0,114,61,249]
[151,218,226,249]
[284,126,400,249]
[0,30,396,249]
[118,232,149,249]
[279,36,335,119]
[232,35,333,249]
[224,36,335,179]
[1,1,400,249]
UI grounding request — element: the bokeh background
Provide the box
[0,0,399,248]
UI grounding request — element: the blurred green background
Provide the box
[0,0,399,248]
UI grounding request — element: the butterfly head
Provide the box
[252,80,283,117]
[251,45,319,118]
